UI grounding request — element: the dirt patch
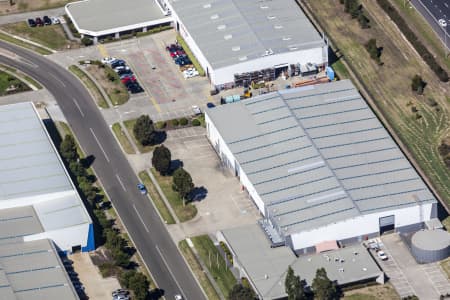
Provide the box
[86,65,129,106]
[344,284,400,299]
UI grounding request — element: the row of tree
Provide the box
[59,134,150,300]
[285,266,339,300]
[376,0,449,82]
[152,144,195,204]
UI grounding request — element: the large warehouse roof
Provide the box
[207,80,437,235]
[0,102,91,233]
[170,0,325,68]
[0,239,78,300]
[66,0,169,36]
[222,224,382,299]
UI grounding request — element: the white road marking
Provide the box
[116,174,127,191]
[49,73,66,87]
[133,204,149,233]
[155,244,186,299]
[72,98,84,117]
[89,128,110,162]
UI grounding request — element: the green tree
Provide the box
[228,283,255,300]
[81,37,93,46]
[365,38,381,64]
[172,167,194,204]
[127,271,149,300]
[411,74,425,94]
[285,266,306,300]
[69,161,87,178]
[152,145,171,176]
[60,134,79,162]
[344,0,360,18]
[311,268,338,300]
[357,11,370,29]
[133,115,156,146]
[111,248,131,268]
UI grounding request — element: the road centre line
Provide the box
[49,73,66,87]
[89,128,110,163]
[116,174,127,191]
[72,97,84,117]
[133,204,149,233]
[155,244,186,299]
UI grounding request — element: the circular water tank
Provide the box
[411,230,450,263]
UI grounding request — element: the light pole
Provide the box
[440,21,448,57]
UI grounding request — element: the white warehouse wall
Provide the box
[212,46,327,86]
[0,191,74,210]
[206,113,265,213]
[24,223,90,252]
[290,203,434,250]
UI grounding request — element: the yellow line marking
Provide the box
[97,44,108,57]
[150,96,161,113]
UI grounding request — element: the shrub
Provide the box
[171,119,179,127]
[192,119,201,126]
[179,117,188,126]
[105,66,119,82]
[411,74,425,94]
[81,37,93,46]
[365,38,382,64]
[155,121,166,129]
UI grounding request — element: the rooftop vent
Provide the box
[267,15,276,20]
[224,34,232,40]
[338,268,344,273]
[264,274,269,279]
[274,24,283,29]
[232,46,241,52]
[260,5,269,9]
[362,267,367,271]
[210,14,219,20]
[217,24,226,31]
[282,36,292,41]
[238,56,247,61]
[289,46,298,51]
[203,3,211,8]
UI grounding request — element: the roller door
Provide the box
[379,215,395,234]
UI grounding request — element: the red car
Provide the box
[121,75,136,84]
[35,17,44,26]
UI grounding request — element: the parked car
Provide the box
[377,251,388,260]
[166,44,182,52]
[35,17,44,26]
[183,68,199,79]
[27,19,36,27]
[43,16,52,25]
[112,289,129,297]
[174,295,183,300]
[438,19,447,27]
[121,75,136,84]
[206,102,215,108]
[117,69,133,76]
[127,82,143,94]
[101,57,117,64]
[51,16,60,24]
[111,60,126,68]
[137,183,147,195]
[192,105,201,115]
[114,65,131,73]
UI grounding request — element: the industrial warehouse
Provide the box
[165,0,328,88]
[206,79,438,252]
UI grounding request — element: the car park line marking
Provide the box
[97,44,109,58]
[116,174,127,191]
[89,128,110,163]
[155,244,186,299]
[72,98,84,117]
[49,73,66,87]
[133,204,149,233]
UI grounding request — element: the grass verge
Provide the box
[68,65,109,109]
[150,168,197,222]
[179,240,220,300]
[138,170,175,225]
[0,31,51,55]
[123,119,154,153]
[343,284,400,299]
[176,34,205,76]
[85,65,129,106]
[1,21,68,50]
[191,235,236,298]
[0,69,31,95]
[0,64,42,89]
[441,257,450,280]
[111,123,135,154]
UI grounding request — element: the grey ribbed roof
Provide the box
[66,0,165,33]
[0,206,43,245]
[0,239,78,300]
[207,80,437,234]
[170,0,325,68]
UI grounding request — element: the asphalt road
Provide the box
[0,41,206,300]
[411,0,450,50]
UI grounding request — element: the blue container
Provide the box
[326,66,335,81]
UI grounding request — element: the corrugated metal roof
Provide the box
[0,239,78,300]
[207,80,437,234]
[170,0,325,68]
[0,206,43,244]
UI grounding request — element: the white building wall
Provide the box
[212,46,327,86]
[290,203,434,250]
[0,191,74,210]
[24,223,90,252]
[206,113,265,213]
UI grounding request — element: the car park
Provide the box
[43,16,52,25]
[137,183,147,195]
[35,17,43,26]
[27,19,36,27]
